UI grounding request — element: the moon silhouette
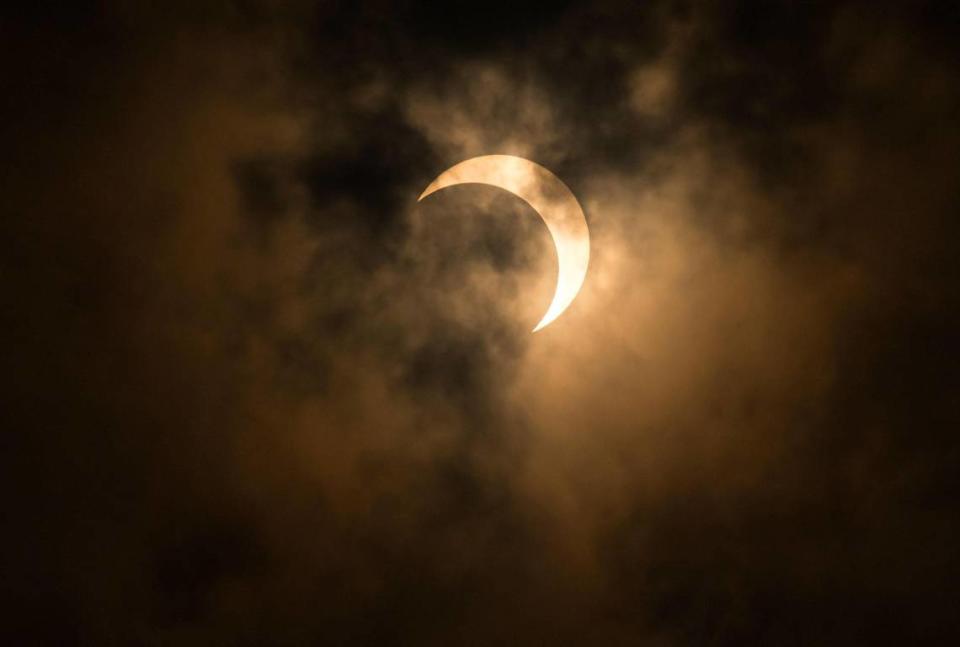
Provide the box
[418,155,590,332]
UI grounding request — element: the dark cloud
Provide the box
[3,1,960,644]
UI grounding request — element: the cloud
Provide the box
[4,1,960,644]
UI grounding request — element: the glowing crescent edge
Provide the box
[418,155,590,332]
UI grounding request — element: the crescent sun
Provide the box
[418,155,590,332]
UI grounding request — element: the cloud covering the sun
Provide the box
[4,1,960,644]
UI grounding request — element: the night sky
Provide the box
[4,1,960,644]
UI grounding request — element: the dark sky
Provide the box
[4,1,960,645]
